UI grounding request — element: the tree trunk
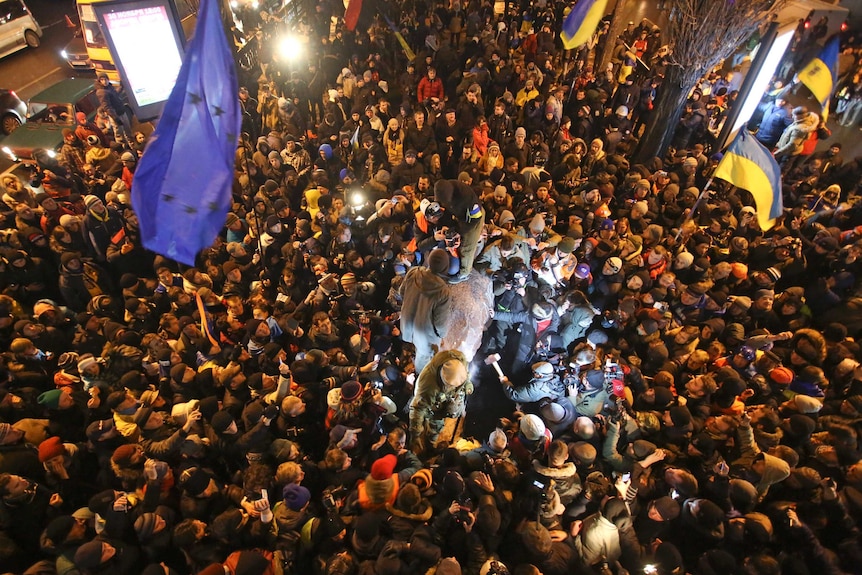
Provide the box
[597,0,628,74]
[634,64,700,163]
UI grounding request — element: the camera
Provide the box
[322,486,346,510]
[444,228,461,247]
[323,492,338,510]
[350,309,378,321]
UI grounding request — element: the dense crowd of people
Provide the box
[4,0,862,574]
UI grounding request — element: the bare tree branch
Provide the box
[634,0,786,161]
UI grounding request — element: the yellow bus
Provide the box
[76,0,198,82]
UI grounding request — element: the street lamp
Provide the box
[278,35,304,61]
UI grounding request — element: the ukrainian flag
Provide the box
[713,130,783,230]
[560,0,608,50]
[798,36,840,118]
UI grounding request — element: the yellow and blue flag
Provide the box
[131,0,241,265]
[798,36,840,118]
[560,0,608,50]
[713,130,783,230]
[385,17,415,62]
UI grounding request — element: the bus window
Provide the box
[78,4,105,49]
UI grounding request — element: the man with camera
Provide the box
[434,179,485,283]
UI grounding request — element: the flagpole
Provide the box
[239,140,267,274]
[674,176,715,242]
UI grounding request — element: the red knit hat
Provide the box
[38,436,66,462]
[769,366,794,385]
[370,454,397,480]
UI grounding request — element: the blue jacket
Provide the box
[757,103,792,147]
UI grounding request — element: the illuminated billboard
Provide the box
[94,0,185,119]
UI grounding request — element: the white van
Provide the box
[0,0,41,58]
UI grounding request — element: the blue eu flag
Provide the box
[132,0,240,265]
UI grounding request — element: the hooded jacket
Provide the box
[399,267,451,350]
[504,373,566,404]
[574,511,621,566]
[532,459,582,503]
[385,497,434,540]
[775,112,819,157]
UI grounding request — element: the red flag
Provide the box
[344,0,363,31]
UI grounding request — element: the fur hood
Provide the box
[110,460,143,488]
[362,475,397,505]
[532,460,577,479]
[386,499,433,522]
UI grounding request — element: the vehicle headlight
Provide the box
[60,49,68,59]
[2,146,15,160]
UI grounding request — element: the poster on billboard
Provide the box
[94,0,185,120]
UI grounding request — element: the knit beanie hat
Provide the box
[45,515,76,545]
[111,444,138,467]
[282,484,311,511]
[38,436,66,462]
[632,439,657,458]
[371,454,398,480]
[519,414,546,441]
[428,248,450,275]
[37,389,63,409]
[231,550,271,575]
[134,513,159,541]
[74,540,106,570]
[211,410,235,433]
[728,479,758,514]
[179,466,212,496]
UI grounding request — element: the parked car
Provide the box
[0,88,26,134]
[0,0,42,58]
[60,32,93,72]
[1,78,98,163]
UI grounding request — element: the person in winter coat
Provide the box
[399,249,452,373]
[491,300,560,379]
[434,179,485,282]
[774,107,819,171]
[731,411,791,500]
[385,482,434,540]
[409,350,473,455]
[383,118,405,167]
[417,68,444,104]
[94,74,130,140]
[533,440,582,504]
[756,97,792,148]
[81,195,125,263]
[501,361,565,406]
[354,453,400,512]
[574,498,623,567]
[390,149,426,192]
[57,252,111,312]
